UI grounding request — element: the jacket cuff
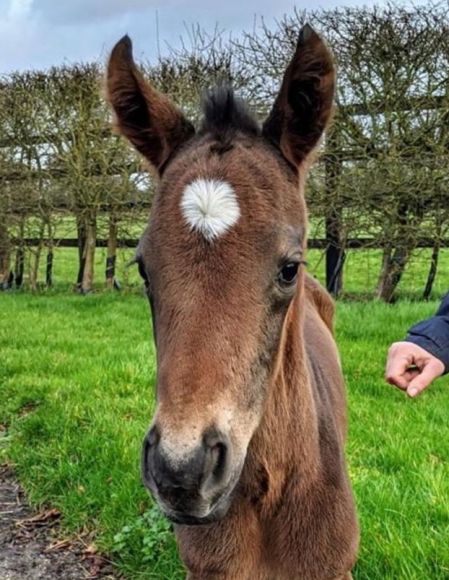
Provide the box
[406,318,449,374]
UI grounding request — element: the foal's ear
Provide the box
[107,36,195,174]
[262,25,335,168]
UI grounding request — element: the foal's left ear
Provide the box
[107,36,195,174]
[262,25,335,168]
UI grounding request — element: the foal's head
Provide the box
[107,26,334,525]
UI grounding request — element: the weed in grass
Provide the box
[112,505,183,579]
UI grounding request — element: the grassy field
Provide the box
[1,291,449,579]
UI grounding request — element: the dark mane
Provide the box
[199,85,260,141]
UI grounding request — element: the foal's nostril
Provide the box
[142,426,161,487]
[211,442,227,479]
[147,425,160,447]
[202,428,230,488]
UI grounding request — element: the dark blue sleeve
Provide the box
[406,292,449,373]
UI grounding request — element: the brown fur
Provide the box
[107,24,358,580]
[305,274,336,333]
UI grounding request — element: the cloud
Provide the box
[0,0,41,71]
[32,0,165,25]
[0,0,419,73]
[0,0,146,72]
[7,0,33,20]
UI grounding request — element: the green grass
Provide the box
[1,292,449,578]
[0,292,182,578]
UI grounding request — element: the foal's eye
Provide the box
[278,262,299,286]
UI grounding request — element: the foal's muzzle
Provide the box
[141,426,233,524]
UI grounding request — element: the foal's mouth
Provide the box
[165,509,220,526]
[142,463,235,526]
[161,488,234,526]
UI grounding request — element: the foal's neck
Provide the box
[246,285,321,504]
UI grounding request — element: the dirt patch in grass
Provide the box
[0,465,117,580]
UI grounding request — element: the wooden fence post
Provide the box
[324,130,344,297]
[15,246,24,288]
[0,222,12,290]
[76,214,86,291]
[106,213,119,290]
[80,213,97,294]
[46,250,53,287]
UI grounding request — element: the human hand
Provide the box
[385,341,445,397]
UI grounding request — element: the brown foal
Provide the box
[107,24,358,579]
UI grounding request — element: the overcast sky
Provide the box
[0,0,425,73]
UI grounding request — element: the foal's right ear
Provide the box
[262,25,335,168]
[107,36,195,174]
